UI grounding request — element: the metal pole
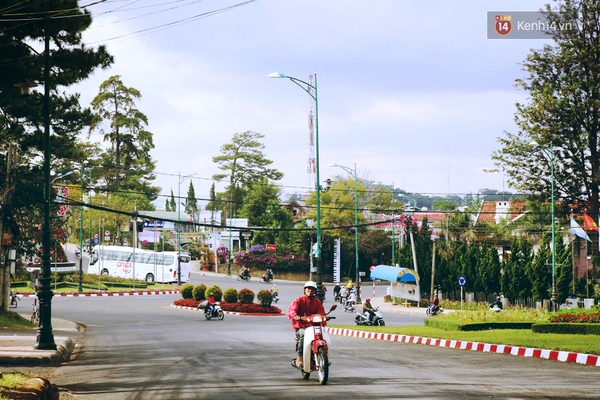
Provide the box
[35,3,56,350]
[177,172,181,285]
[550,144,556,312]
[391,182,395,266]
[78,162,86,294]
[227,190,233,277]
[352,163,361,304]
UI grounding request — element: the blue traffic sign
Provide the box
[93,238,99,245]
[458,276,466,286]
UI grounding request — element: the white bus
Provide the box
[90,245,191,283]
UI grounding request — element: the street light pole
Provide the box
[78,161,88,294]
[268,72,326,301]
[531,140,557,312]
[227,190,233,277]
[330,162,361,304]
[35,4,56,350]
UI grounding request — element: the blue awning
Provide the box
[370,265,419,284]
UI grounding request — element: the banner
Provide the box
[570,217,591,242]
[333,238,341,283]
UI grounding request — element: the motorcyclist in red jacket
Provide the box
[287,281,326,368]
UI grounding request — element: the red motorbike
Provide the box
[292,305,337,385]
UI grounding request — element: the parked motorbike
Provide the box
[75,247,81,259]
[260,274,273,283]
[292,304,337,385]
[237,273,251,282]
[343,301,355,313]
[204,302,225,320]
[355,307,385,326]
[426,303,443,317]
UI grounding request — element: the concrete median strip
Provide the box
[327,328,600,368]
[17,290,180,298]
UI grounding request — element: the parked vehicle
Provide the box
[75,247,81,259]
[426,303,443,317]
[355,307,385,326]
[204,302,225,320]
[292,305,337,385]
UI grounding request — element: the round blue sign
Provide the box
[458,276,466,286]
[93,238,99,245]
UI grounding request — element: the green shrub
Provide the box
[193,284,207,301]
[533,323,600,335]
[257,289,273,307]
[205,284,222,301]
[223,287,238,303]
[181,283,194,299]
[238,288,255,304]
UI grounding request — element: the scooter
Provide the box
[292,304,337,385]
[75,247,81,259]
[355,307,385,326]
[271,292,279,303]
[237,273,251,282]
[334,292,342,303]
[204,302,225,320]
[260,274,273,283]
[426,303,443,317]
[343,301,355,313]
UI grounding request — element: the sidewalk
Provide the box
[369,296,427,316]
[0,318,82,366]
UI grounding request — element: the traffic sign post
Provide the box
[458,276,466,310]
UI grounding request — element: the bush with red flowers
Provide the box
[172,298,281,314]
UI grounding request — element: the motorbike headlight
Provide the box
[312,315,323,323]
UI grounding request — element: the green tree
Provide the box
[492,0,600,221]
[212,131,283,217]
[185,180,199,225]
[0,0,112,268]
[89,75,158,199]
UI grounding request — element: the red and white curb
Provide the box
[327,328,600,368]
[18,290,180,298]
[170,304,241,316]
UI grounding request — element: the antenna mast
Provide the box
[307,74,316,189]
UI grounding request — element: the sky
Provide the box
[71,0,554,207]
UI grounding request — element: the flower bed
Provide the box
[173,298,282,314]
[550,312,600,323]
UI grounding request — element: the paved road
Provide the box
[18,276,597,399]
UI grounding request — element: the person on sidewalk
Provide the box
[287,281,326,368]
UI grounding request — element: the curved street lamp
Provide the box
[330,162,361,304]
[530,140,557,312]
[268,72,327,301]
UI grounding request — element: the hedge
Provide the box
[424,319,532,331]
[532,323,600,335]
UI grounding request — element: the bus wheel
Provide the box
[145,273,155,283]
[101,269,109,275]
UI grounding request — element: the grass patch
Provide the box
[0,310,33,329]
[328,324,600,355]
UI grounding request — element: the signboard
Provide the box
[266,244,277,252]
[123,237,128,244]
[458,276,467,286]
[143,220,164,229]
[333,238,341,283]
[93,233,99,239]
[226,218,249,228]
[390,282,420,302]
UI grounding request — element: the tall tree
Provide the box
[212,131,283,218]
[185,180,199,226]
[493,0,600,220]
[89,75,158,199]
[0,0,112,303]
